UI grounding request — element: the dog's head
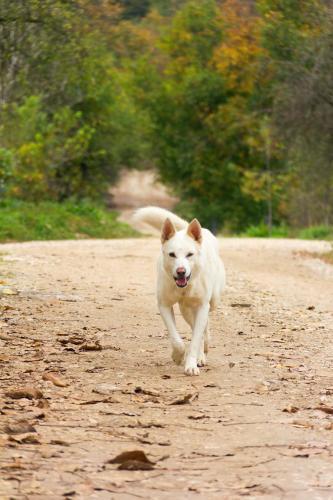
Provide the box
[161,218,202,288]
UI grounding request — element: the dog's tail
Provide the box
[133,206,187,231]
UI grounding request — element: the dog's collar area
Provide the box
[174,273,191,288]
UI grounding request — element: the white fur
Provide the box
[135,206,226,376]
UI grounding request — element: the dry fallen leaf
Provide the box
[5,387,44,400]
[169,392,199,405]
[9,434,40,444]
[137,421,165,429]
[37,399,50,409]
[5,422,36,435]
[108,450,154,465]
[80,341,102,351]
[134,387,160,397]
[118,460,154,471]
[283,405,299,414]
[314,405,333,415]
[42,372,68,388]
[79,397,117,405]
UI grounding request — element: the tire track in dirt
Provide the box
[0,238,333,499]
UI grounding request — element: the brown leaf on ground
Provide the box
[314,405,333,415]
[42,372,68,387]
[107,450,154,465]
[79,397,117,405]
[118,459,154,470]
[230,303,251,308]
[37,399,50,409]
[80,340,102,351]
[137,421,165,428]
[5,387,44,400]
[9,434,40,444]
[283,405,299,414]
[134,386,160,397]
[169,392,199,405]
[5,422,36,435]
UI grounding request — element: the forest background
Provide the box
[0,0,333,240]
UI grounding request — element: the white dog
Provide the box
[134,206,225,376]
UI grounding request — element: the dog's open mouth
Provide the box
[174,274,191,288]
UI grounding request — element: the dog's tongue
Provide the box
[176,276,187,287]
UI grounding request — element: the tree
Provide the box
[140,0,284,230]
[260,0,333,226]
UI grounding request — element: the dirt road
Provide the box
[1,237,333,499]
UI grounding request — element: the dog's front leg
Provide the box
[185,304,209,376]
[159,304,185,365]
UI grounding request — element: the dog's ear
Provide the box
[161,218,176,243]
[187,218,202,243]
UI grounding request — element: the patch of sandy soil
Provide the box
[0,237,333,499]
[109,170,177,210]
[109,170,177,235]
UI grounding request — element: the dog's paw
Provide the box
[171,343,185,365]
[197,352,207,367]
[184,356,200,376]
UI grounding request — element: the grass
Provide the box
[0,199,138,242]
[297,225,333,240]
[242,223,289,238]
[241,223,333,240]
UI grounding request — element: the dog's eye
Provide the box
[169,252,176,258]
[186,252,194,258]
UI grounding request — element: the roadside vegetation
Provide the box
[241,224,333,240]
[0,201,137,242]
[0,0,332,240]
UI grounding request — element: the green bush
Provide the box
[243,223,289,238]
[298,225,333,240]
[0,200,138,242]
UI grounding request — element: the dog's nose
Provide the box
[176,267,186,277]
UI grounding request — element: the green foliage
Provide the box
[140,0,284,231]
[298,226,333,240]
[0,0,149,204]
[243,223,289,238]
[0,200,138,242]
[0,148,13,194]
[0,0,332,237]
